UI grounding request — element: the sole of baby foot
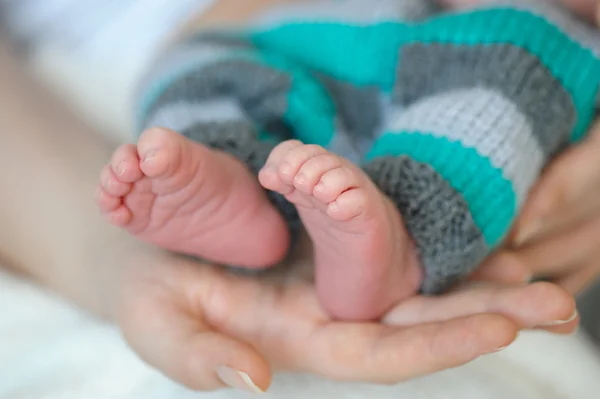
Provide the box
[258,140,423,321]
[96,127,290,268]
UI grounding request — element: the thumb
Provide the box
[513,122,600,244]
[119,298,271,393]
[559,0,600,23]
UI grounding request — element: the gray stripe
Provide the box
[142,98,247,132]
[474,0,600,56]
[136,42,236,113]
[140,32,256,93]
[363,156,488,294]
[327,122,363,164]
[143,58,291,131]
[394,43,576,158]
[318,75,382,149]
[253,0,439,28]
[187,31,255,50]
[385,88,544,204]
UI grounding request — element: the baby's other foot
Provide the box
[97,127,289,268]
[259,140,422,321]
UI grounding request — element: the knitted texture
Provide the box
[135,0,600,294]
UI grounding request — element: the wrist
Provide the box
[82,228,159,320]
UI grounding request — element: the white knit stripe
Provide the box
[471,0,600,56]
[136,42,238,118]
[142,98,247,132]
[384,87,545,205]
[327,121,363,164]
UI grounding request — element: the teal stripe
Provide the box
[137,50,233,130]
[258,130,280,144]
[257,52,336,147]
[249,8,600,140]
[366,133,517,247]
[137,50,336,147]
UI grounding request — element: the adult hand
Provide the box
[460,5,600,294]
[112,244,577,393]
[439,0,600,24]
[474,120,600,295]
[560,0,600,23]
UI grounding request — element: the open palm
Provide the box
[114,245,577,393]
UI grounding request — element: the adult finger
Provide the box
[382,282,577,332]
[469,251,532,284]
[119,295,271,393]
[514,125,600,244]
[301,314,517,384]
[560,0,600,22]
[511,213,600,277]
[557,261,600,294]
[514,187,600,248]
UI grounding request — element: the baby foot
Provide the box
[259,140,423,321]
[96,127,289,268]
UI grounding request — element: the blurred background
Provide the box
[0,0,214,139]
[1,0,600,397]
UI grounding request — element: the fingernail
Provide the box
[514,220,543,246]
[493,333,519,353]
[538,309,579,327]
[494,344,510,352]
[216,366,264,394]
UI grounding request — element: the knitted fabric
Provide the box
[135,0,600,294]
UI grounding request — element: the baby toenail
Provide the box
[329,201,339,212]
[142,151,157,163]
[261,164,276,174]
[295,173,307,185]
[280,163,293,176]
[117,161,127,176]
[314,182,325,192]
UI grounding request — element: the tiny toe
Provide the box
[106,206,132,226]
[101,165,132,196]
[293,153,343,194]
[278,144,327,184]
[327,188,367,221]
[137,127,183,178]
[313,167,359,204]
[264,140,304,167]
[258,164,289,193]
[110,144,143,183]
[96,186,121,212]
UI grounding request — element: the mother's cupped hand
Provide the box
[113,245,577,393]
[491,119,600,294]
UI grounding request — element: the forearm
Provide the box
[0,0,292,318]
[0,41,139,317]
[178,0,306,37]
